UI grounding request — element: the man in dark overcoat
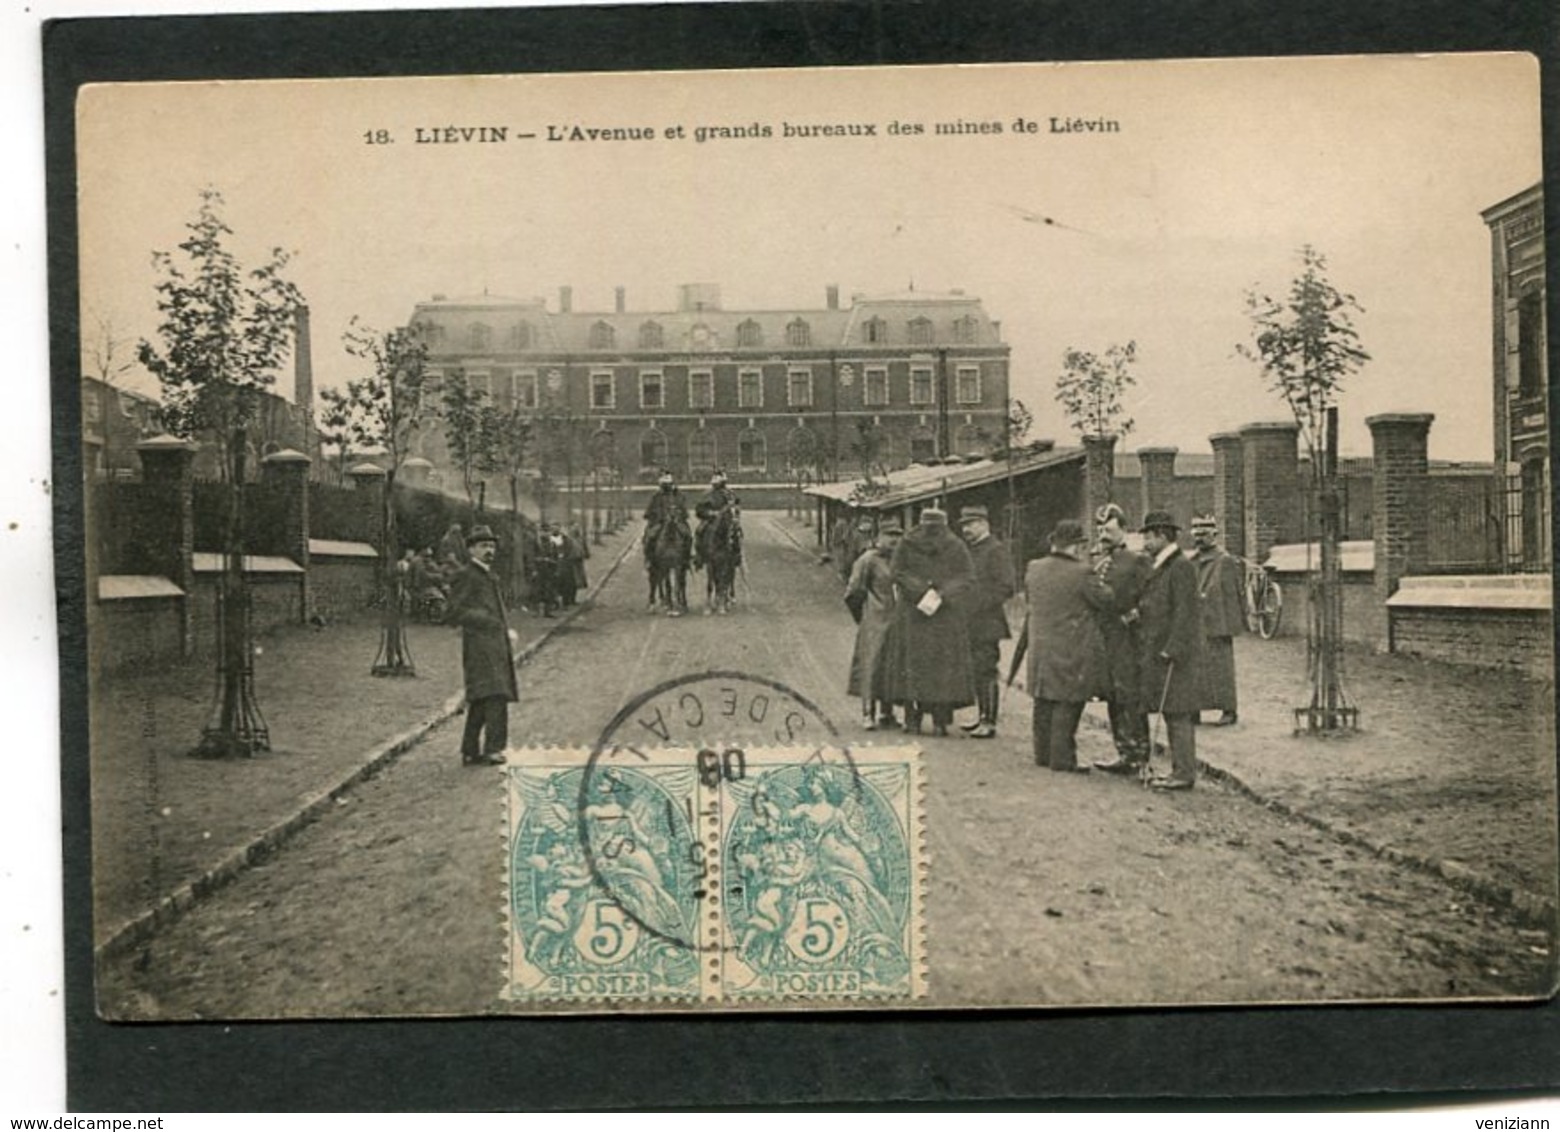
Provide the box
[1025,518,1114,772]
[1091,503,1153,774]
[448,524,519,766]
[1137,510,1204,790]
[1189,512,1242,726]
[888,507,975,736]
[958,504,1016,739]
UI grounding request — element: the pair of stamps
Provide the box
[504,743,925,1006]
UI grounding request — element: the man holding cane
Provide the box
[1136,510,1203,791]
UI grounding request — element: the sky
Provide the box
[77,54,1539,461]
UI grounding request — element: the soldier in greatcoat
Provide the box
[1137,510,1204,790]
[888,507,975,736]
[448,524,519,766]
[958,504,1016,739]
[1189,513,1242,726]
[845,521,904,730]
[1091,503,1153,774]
[1024,518,1114,772]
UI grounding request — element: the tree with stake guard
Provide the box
[137,188,304,758]
[338,319,433,677]
[1238,244,1371,734]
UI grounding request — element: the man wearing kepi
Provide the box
[1189,512,1242,726]
[1137,510,1203,790]
[449,524,519,766]
[889,506,974,737]
[1024,518,1113,772]
[845,520,904,731]
[958,504,1016,739]
[1092,502,1153,774]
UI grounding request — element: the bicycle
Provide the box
[1241,557,1283,640]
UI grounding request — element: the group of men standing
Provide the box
[842,499,1244,792]
[844,504,1015,738]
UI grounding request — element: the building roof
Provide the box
[805,446,1084,511]
[98,575,185,600]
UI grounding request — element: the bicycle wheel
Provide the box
[1257,579,1283,640]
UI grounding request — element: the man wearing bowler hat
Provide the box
[1136,510,1203,790]
[958,504,1016,738]
[448,524,519,766]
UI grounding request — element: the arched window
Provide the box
[907,316,935,345]
[863,316,887,344]
[591,430,616,471]
[639,428,667,470]
[955,423,987,456]
[787,426,820,473]
[688,429,717,475]
[639,321,664,349]
[953,314,979,344]
[507,322,533,349]
[736,319,764,348]
[786,318,812,347]
[738,428,767,473]
[589,320,616,349]
[469,322,492,351]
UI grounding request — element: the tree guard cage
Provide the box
[1295,408,1358,734]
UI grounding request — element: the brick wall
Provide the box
[91,598,186,671]
[1241,421,1302,561]
[1210,432,1245,556]
[1391,607,1554,679]
[310,559,380,621]
[1264,571,1385,646]
[1368,413,1434,601]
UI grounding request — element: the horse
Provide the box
[645,515,692,616]
[697,506,742,615]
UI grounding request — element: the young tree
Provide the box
[476,404,535,601]
[1239,244,1371,733]
[340,319,431,677]
[316,384,358,485]
[137,187,303,758]
[1055,341,1138,440]
[441,370,491,505]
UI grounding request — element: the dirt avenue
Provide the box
[95,513,1557,1018]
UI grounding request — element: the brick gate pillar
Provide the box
[1210,431,1246,559]
[1137,446,1179,521]
[1081,433,1118,539]
[1240,420,1302,562]
[136,435,199,657]
[1367,412,1435,604]
[263,448,312,622]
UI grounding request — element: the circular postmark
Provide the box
[577,670,859,952]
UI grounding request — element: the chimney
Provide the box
[294,305,314,422]
[559,285,573,313]
[826,284,840,310]
[615,286,626,313]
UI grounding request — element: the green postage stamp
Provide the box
[503,745,926,1008]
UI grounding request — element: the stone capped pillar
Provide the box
[1210,431,1246,558]
[1367,412,1435,603]
[1137,446,1179,520]
[347,462,389,554]
[1240,420,1302,562]
[136,435,199,656]
[1081,433,1118,537]
[263,448,312,621]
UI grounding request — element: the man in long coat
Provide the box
[1091,503,1153,774]
[1137,510,1204,790]
[958,504,1016,739]
[845,521,904,730]
[448,524,519,766]
[1189,513,1242,726]
[888,507,975,736]
[1025,518,1114,772]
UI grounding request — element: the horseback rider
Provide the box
[643,470,689,554]
[693,469,742,570]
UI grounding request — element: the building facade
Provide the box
[404,283,1011,488]
[1482,183,1549,571]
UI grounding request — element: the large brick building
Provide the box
[404,283,1011,488]
[1482,182,1549,571]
